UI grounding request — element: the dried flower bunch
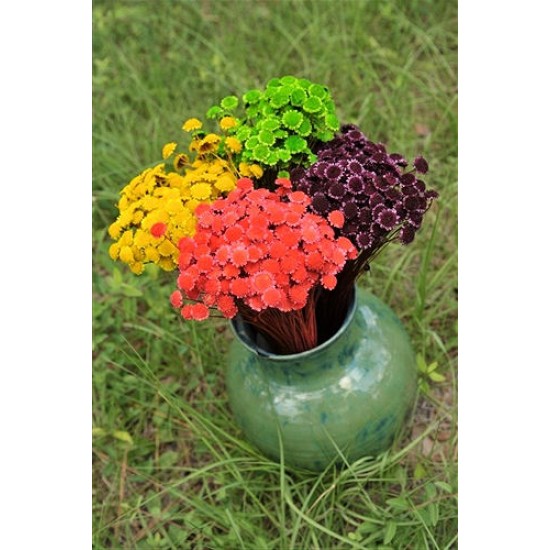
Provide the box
[109,76,438,354]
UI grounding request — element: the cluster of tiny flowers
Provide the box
[206,76,340,169]
[170,177,357,320]
[291,124,438,254]
[108,137,241,274]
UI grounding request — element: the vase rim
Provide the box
[229,286,358,361]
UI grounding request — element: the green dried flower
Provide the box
[205,76,340,172]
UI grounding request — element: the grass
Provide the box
[92,0,457,547]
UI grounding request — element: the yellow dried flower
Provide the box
[108,243,120,260]
[219,116,237,130]
[119,246,134,263]
[162,142,177,159]
[214,174,236,192]
[239,162,264,179]
[190,183,213,200]
[225,137,242,154]
[173,153,189,170]
[129,262,144,275]
[182,118,202,132]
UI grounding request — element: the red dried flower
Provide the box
[150,222,167,238]
[170,290,183,308]
[328,210,345,228]
[171,177,357,326]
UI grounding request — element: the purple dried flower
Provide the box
[369,193,385,208]
[311,193,330,214]
[343,202,359,220]
[384,187,403,202]
[414,156,429,174]
[292,166,307,180]
[402,185,418,196]
[358,209,372,225]
[357,232,372,249]
[347,160,363,174]
[400,224,416,244]
[348,176,365,194]
[401,173,416,186]
[327,182,345,199]
[390,153,407,167]
[289,123,438,277]
[384,174,398,186]
[377,208,398,230]
[416,196,428,211]
[374,175,390,192]
[415,179,426,193]
[372,203,386,220]
[403,196,421,211]
[326,164,343,180]
[343,222,359,236]
[425,189,439,200]
[313,162,328,178]
[409,211,424,228]
[371,223,387,237]
[372,152,388,164]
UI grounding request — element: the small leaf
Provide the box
[425,483,437,500]
[253,536,269,550]
[92,427,106,437]
[383,521,397,545]
[357,521,380,534]
[419,380,429,394]
[416,353,427,373]
[386,497,409,510]
[426,361,438,373]
[414,463,427,479]
[434,481,453,493]
[113,430,134,445]
[112,267,123,288]
[428,502,439,526]
[395,465,407,487]
[429,372,446,383]
[159,451,179,468]
[121,284,143,297]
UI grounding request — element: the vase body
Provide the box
[226,287,417,471]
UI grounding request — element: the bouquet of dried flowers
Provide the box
[109,76,437,354]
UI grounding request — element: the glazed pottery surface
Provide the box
[226,287,417,471]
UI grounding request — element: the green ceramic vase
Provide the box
[226,287,417,471]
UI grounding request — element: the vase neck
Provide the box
[230,287,360,379]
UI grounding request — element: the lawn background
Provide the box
[93,0,458,548]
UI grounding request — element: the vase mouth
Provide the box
[229,286,358,360]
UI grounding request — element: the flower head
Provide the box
[108,132,253,273]
[291,124,438,254]
[171,178,357,320]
